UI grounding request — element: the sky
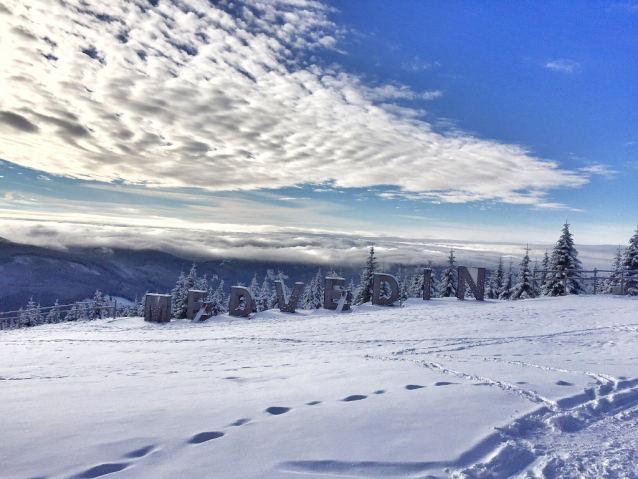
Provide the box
[0,0,636,268]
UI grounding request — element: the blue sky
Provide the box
[0,0,636,267]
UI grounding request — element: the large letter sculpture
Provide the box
[323,276,351,311]
[372,273,399,306]
[228,286,255,317]
[457,266,486,301]
[423,268,432,300]
[274,280,304,313]
[144,293,171,323]
[186,289,207,320]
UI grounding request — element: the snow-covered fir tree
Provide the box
[260,275,273,310]
[511,246,535,300]
[171,264,198,319]
[301,269,324,310]
[437,249,457,298]
[409,269,424,298]
[354,246,377,305]
[249,274,264,312]
[65,303,79,321]
[206,280,228,315]
[486,257,505,299]
[22,297,42,327]
[77,302,89,320]
[623,226,638,295]
[46,300,61,324]
[500,259,513,300]
[602,246,624,294]
[91,289,104,320]
[397,267,409,302]
[542,222,584,296]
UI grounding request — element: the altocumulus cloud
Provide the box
[0,0,587,206]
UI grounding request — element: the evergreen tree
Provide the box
[354,246,377,305]
[397,267,409,302]
[623,226,638,295]
[511,246,535,300]
[409,269,423,298]
[260,275,273,310]
[437,249,457,298]
[603,246,624,294]
[207,280,228,315]
[307,269,324,309]
[78,302,89,320]
[542,222,584,296]
[91,289,104,320]
[46,300,61,324]
[426,260,440,298]
[171,265,198,319]
[486,257,505,299]
[18,307,27,328]
[22,297,42,327]
[65,303,78,321]
[499,259,513,300]
[250,274,264,312]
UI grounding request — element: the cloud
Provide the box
[579,164,617,179]
[0,0,588,207]
[544,59,580,73]
[0,217,621,270]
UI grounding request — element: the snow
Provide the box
[1,295,638,478]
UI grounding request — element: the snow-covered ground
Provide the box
[2,295,638,479]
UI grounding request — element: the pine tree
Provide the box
[623,226,638,295]
[542,222,584,296]
[603,246,624,294]
[65,304,78,321]
[78,302,89,320]
[260,275,273,310]
[437,249,457,298]
[308,269,324,309]
[171,265,198,319]
[500,259,513,300]
[250,274,264,312]
[354,246,377,305]
[409,269,423,298]
[426,260,440,298]
[23,297,42,327]
[511,246,534,300]
[46,300,61,324]
[91,289,104,320]
[539,250,551,296]
[486,257,505,299]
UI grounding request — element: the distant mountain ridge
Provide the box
[0,238,355,312]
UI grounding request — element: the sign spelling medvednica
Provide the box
[423,268,432,300]
[323,276,351,311]
[229,286,255,317]
[274,280,304,313]
[372,273,399,306]
[457,266,486,301]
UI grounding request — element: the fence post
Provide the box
[532,270,536,298]
[113,300,117,319]
[593,269,597,295]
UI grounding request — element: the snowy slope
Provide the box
[1,296,638,478]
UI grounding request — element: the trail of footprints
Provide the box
[68,380,443,478]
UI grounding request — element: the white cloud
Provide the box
[0,216,621,270]
[579,164,617,179]
[544,59,580,73]
[0,0,588,207]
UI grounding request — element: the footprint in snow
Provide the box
[74,463,129,478]
[265,406,291,415]
[374,390,386,394]
[342,395,367,402]
[188,431,225,444]
[123,445,155,459]
[434,382,456,386]
[405,384,425,390]
[229,418,251,426]
[307,401,321,406]
[556,380,574,386]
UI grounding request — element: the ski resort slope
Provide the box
[2,296,638,479]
